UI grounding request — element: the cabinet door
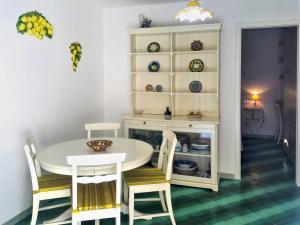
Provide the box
[124,123,167,168]
[168,126,217,184]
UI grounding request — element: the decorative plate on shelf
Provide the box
[189,59,204,72]
[148,61,160,72]
[191,40,203,51]
[189,80,202,93]
[145,84,154,92]
[155,84,163,92]
[147,42,160,52]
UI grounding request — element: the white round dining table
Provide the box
[38,137,153,224]
[38,137,153,176]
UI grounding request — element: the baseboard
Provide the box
[242,134,274,139]
[3,207,32,225]
[220,172,236,180]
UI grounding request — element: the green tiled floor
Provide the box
[17,138,300,225]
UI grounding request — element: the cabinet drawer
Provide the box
[168,122,216,130]
[124,119,167,127]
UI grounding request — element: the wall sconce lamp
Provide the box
[251,94,260,106]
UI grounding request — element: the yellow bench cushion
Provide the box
[37,174,71,193]
[76,181,118,211]
[124,167,167,186]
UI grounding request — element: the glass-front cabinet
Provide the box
[124,117,219,191]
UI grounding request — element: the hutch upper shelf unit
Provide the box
[130,24,220,117]
[125,24,221,191]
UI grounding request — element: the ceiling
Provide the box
[100,0,184,8]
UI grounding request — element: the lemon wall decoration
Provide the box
[69,42,82,72]
[16,11,53,40]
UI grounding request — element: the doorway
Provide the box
[234,21,300,186]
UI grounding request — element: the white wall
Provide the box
[103,0,300,176]
[241,28,283,136]
[0,0,103,223]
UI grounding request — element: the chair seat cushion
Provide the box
[124,167,167,186]
[76,181,118,211]
[38,174,71,193]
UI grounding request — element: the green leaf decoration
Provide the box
[69,42,82,72]
[16,11,54,40]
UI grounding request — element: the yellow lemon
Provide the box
[47,29,53,36]
[70,46,75,50]
[42,20,47,26]
[38,17,43,23]
[21,16,28,23]
[41,30,46,35]
[76,46,81,52]
[32,15,37,22]
[27,22,33,29]
[27,17,32,22]
[72,56,76,61]
[18,23,26,31]
[36,26,41,32]
[33,22,38,27]
[73,50,77,55]
[27,29,33,35]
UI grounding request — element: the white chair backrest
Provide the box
[85,123,120,138]
[24,145,39,192]
[25,138,42,177]
[67,153,126,211]
[157,130,177,180]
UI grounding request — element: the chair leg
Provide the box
[95,220,100,225]
[165,186,176,225]
[116,209,121,225]
[159,191,167,211]
[129,188,135,225]
[124,181,128,204]
[31,194,40,225]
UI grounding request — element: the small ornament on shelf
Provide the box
[145,84,154,92]
[175,141,182,152]
[139,14,152,28]
[182,144,189,153]
[164,107,172,120]
[155,84,163,92]
[188,111,202,118]
[191,40,203,51]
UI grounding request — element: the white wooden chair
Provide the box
[85,123,120,138]
[123,130,177,225]
[67,153,126,225]
[24,144,71,225]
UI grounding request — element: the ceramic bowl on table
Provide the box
[86,139,112,152]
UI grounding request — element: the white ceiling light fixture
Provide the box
[175,0,214,22]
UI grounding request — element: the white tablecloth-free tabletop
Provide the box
[38,137,153,176]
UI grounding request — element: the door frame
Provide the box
[234,20,300,186]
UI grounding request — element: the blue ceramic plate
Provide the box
[174,160,197,169]
[189,80,202,93]
[148,61,160,72]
